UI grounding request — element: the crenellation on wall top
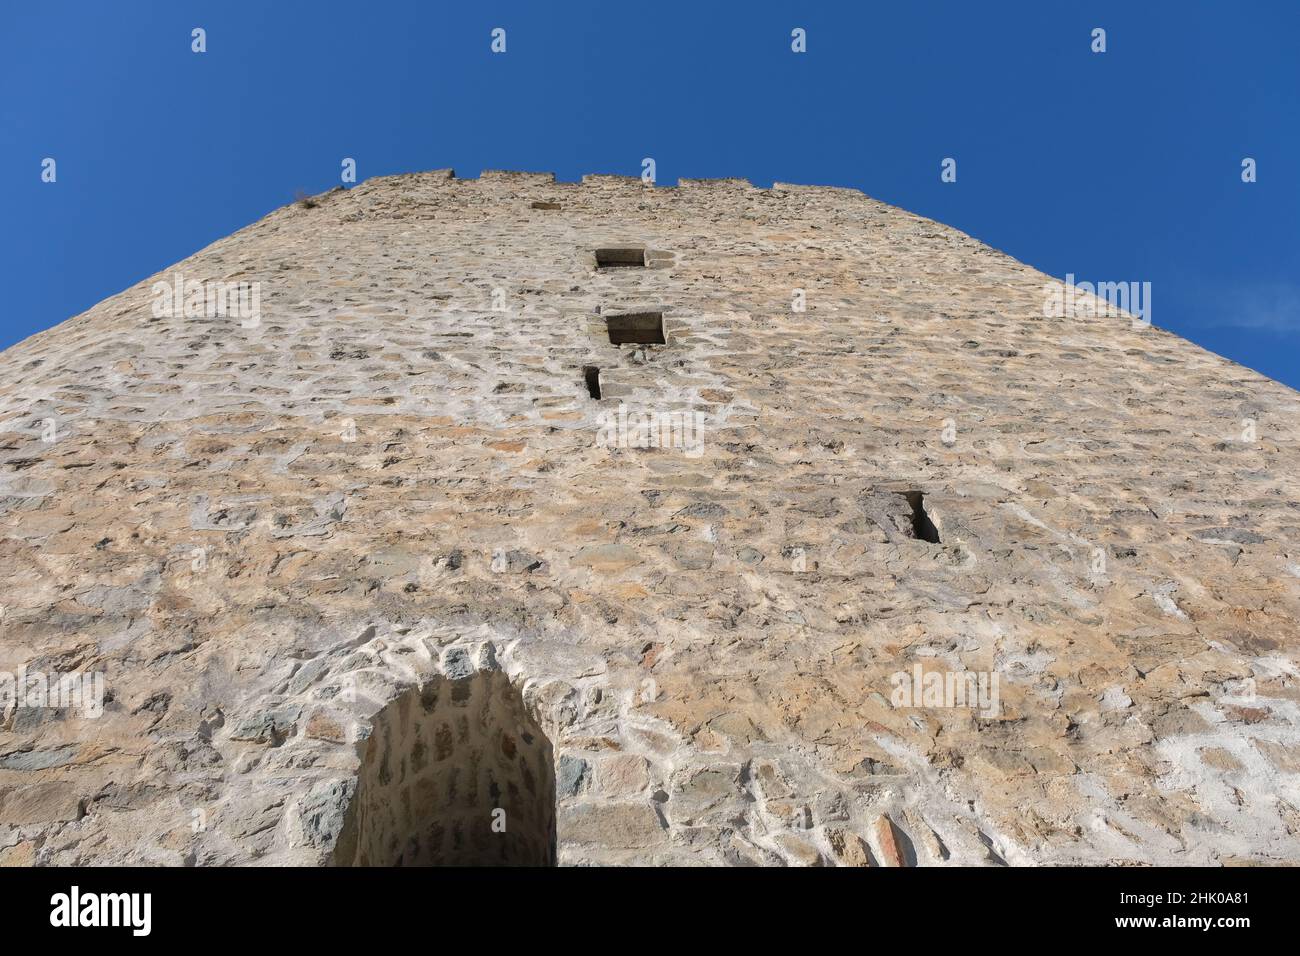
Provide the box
[343,170,886,212]
[677,177,754,191]
[379,168,456,182]
[580,173,648,188]
[345,169,455,196]
[479,170,557,184]
[771,181,868,199]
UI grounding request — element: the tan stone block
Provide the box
[305,712,347,743]
[825,828,874,867]
[559,802,667,849]
[774,832,825,867]
[572,544,642,572]
[0,841,35,867]
[595,754,650,796]
[0,781,85,826]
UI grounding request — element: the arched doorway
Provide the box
[334,669,556,866]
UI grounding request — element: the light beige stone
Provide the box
[594,754,650,796]
[826,828,874,867]
[0,781,84,826]
[559,802,668,849]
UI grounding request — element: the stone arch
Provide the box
[333,668,556,866]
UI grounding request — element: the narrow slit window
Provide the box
[583,366,602,399]
[595,247,646,268]
[605,312,665,346]
[904,491,941,543]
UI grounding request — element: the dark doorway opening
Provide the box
[334,671,557,866]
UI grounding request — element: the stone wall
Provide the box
[2,169,1299,866]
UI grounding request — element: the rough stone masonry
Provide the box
[1,168,1298,866]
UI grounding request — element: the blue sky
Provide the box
[2,1,1297,387]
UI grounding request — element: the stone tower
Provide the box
[1,169,1298,866]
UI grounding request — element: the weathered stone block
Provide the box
[0,781,84,826]
[559,802,667,849]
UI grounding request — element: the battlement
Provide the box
[339,167,873,202]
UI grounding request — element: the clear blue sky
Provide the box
[2,1,1297,387]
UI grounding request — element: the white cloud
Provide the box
[1199,280,1300,332]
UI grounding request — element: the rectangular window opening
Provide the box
[595,247,647,268]
[583,366,602,400]
[605,312,665,346]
